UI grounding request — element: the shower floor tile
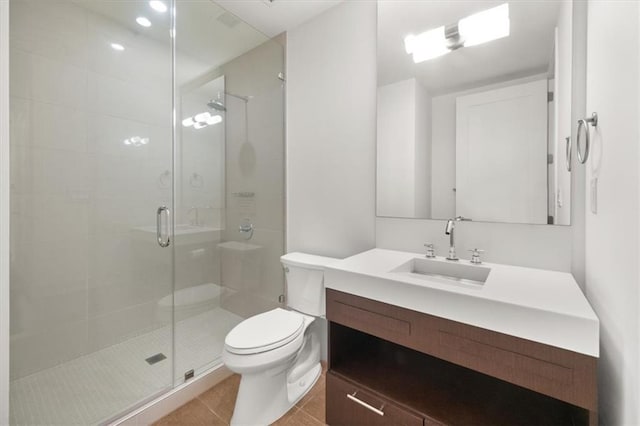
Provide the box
[10,307,243,426]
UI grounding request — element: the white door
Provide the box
[456,79,548,224]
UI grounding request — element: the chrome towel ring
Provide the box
[565,136,572,172]
[576,112,598,164]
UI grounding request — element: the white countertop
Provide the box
[324,248,599,357]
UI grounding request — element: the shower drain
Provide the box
[145,353,167,365]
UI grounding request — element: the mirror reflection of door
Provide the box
[456,79,548,224]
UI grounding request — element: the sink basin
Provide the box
[391,257,491,286]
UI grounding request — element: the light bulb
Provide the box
[149,1,167,13]
[110,43,125,51]
[136,17,152,28]
[193,122,207,130]
[206,115,222,125]
[182,117,195,127]
[409,26,448,63]
[458,3,510,48]
[194,112,211,122]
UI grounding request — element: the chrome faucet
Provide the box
[445,216,471,261]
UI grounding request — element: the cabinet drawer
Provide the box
[326,372,424,426]
[326,289,414,346]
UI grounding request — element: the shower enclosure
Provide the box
[8,0,284,424]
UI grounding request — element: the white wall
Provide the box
[377,79,419,217]
[377,217,572,271]
[0,1,10,423]
[414,79,432,217]
[377,78,431,218]
[286,0,376,259]
[584,1,640,424]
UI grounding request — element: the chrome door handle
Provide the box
[346,392,385,416]
[156,206,170,248]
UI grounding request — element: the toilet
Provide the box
[222,252,338,425]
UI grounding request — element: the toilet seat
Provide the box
[225,308,304,355]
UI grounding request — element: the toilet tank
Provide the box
[281,252,339,316]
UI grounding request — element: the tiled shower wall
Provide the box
[219,37,286,318]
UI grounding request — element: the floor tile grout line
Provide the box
[196,394,228,423]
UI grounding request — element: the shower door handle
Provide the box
[157,206,171,248]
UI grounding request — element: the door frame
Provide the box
[0,1,10,424]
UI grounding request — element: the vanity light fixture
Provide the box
[136,17,152,28]
[404,3,509,63]
[149,1,168,13]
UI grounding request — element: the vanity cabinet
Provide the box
[326,288,597,426]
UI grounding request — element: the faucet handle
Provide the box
[424,243,436,258]
[468,248,484,264]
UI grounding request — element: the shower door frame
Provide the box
[0,0,10,423]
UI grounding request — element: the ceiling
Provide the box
[214,0,344,38]
[378,0,561,95]
[77,0,343,83]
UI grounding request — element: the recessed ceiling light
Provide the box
[149,1,167,13]
[110,43,125,51]
[136,17,152,28]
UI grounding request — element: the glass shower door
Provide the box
[9,1,175,424]
[173,1,286,382]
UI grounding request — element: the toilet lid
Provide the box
[225,308,304,355]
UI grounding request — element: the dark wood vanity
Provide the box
[325,288,598,426]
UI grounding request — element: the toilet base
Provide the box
[230,362,321,426]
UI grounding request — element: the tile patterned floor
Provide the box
[154,364,327,426]
[10,308,243,425]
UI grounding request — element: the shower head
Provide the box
[207,99,227,112]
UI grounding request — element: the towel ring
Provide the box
[565,136,572,172]
[576,112,598,164]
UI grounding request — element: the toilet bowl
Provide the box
[222,252,338,426]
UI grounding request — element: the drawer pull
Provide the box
[346,391,385,416]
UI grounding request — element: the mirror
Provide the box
[377,0,573,225]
